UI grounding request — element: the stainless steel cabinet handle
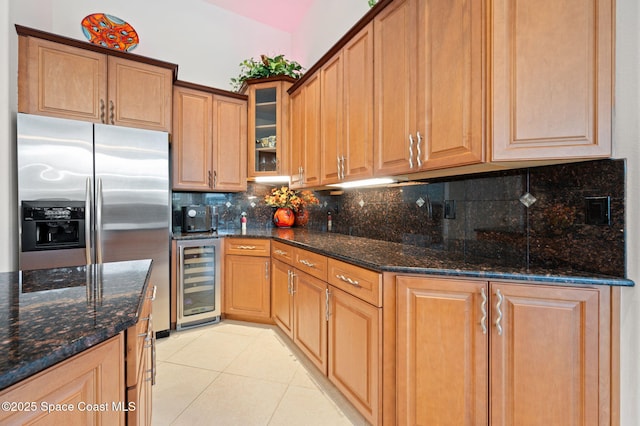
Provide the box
[335,274,360,287]
[109,100,115,124]
[208,170,212,187]
[265,261,269,280]
[337,156,341,179]
[325,288,331,321]
[290,271,296,294]
[287,270,292,295]
[340,155,346,180]
[237,245,256,250]
[480,287,488,334]
[274,249,288,256]
[149,285,157,301]
[416,131,423,167]
[299,259,315,268]
[495,289,504,336]
[84,178,92,264]
[100,99,106,124]
[213,170,217,188]
[408,134,415,168]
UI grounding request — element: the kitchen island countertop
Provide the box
[0,259,153,390]
[174,228,634,287]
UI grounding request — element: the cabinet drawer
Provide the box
[225,238,270,256]
[294,248,328,281]
[125,285,154,388]
[328,259,382,307]
[272,241,295,265]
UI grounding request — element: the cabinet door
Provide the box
[302,73,322,187]
[108,56,173,132]
[328,286,381,425]
[224,255,271,320]
[396,276,488,426]
[212,95,248,191]
[490,283,603,426]
[172,86,213,191]
[289,88,305,189]
[416,0,484,170]
[320,53,343,185]
[292,270,328,374]
[271,259,294,338]
[342,23,374,181]
[491,0,613,160]
[373,0,415,176]
[18,37,107,122]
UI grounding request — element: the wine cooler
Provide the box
[176,238,221,329]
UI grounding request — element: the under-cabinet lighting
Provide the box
[254,176,290,183]
[327,178,396,189]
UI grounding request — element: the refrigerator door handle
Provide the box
[84,177,93,264]
[96,178,104,264]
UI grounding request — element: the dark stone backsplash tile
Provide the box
[172,159,626,278]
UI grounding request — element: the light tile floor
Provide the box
[152,320,368,426]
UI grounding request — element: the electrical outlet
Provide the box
[444,200,456,219]
[585,196,611,225]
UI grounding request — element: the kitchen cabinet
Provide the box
[491,0,613,161]
[172,81,247,192]
[320,23,374,185]
[243,77,294,178]
[224,238,271,322]
[289,73,322,189]
[373,0,484,175]
[125,284,155,426]
[17,28,174,132]
[0,335,125,425]
[396,275,613,425]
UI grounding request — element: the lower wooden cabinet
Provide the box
[272,258,294,338]
[224,239,272,322]
[396,275,613,426]
[0,335,125,425]
[328,285,382,425]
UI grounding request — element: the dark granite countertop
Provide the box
[174,229,634,287]
[0,259,153,391]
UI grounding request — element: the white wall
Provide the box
[0,0,639,423]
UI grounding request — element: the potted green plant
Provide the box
[230,54,304,92]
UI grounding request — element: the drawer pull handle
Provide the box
[299,259,316,268]
[480,287,488,335]
[274,249,288,256]
[495,289,504,336]
[237,245,256,250]
[336,274,360,287]
[148,285,157,301]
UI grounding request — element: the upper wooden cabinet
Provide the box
[491,0,613,160]
[374,0,484,175]
[243,77,294,178]
[172,81,247,192]
[321,23,374,185]
[17,27,175,132]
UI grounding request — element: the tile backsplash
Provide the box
[173,159,625,277]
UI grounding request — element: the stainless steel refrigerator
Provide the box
[17,113,171,334]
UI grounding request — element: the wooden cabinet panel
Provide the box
[491,0,612,160]
[226,238,271,256]
[225,255,271,320]
[172,84,247,192]
[328,285,381,425]
[172,86,213,191]
[490,283,604,426]
[292,270,328,374]
[320,53,343,185]
[212,95,248,191]
[373,0,415,176]
[416,0,484,169]
[271,259,294,338]
[0,335,125,425]
[396,276,488,426]
[303,74,322,187]
[108,56,173,132]
[19,37,107,122]
[294,247,328,281]
[328,258,382,307]
[289,88,305,189]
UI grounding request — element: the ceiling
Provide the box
[203,0,315,33]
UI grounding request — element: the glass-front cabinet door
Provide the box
[243,77,294,178]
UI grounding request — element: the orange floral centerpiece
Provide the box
[264,187,319,227]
